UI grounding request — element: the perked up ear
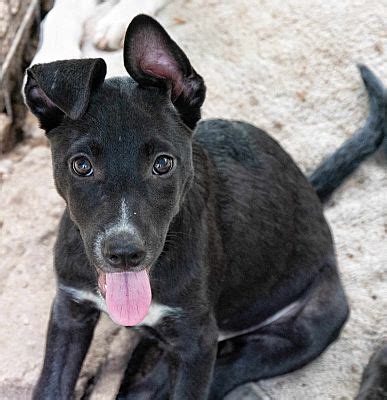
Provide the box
[24,58,107,131]
[124,14,206,129]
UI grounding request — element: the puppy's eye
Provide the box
[71,156,93,177]
[153,155,174,175]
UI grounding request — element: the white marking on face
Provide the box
[112,198,136,236]
[50,70,59,91]
[93,198,138,266]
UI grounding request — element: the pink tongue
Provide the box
[105,270,152,326]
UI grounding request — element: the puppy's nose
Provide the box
[102,237,146,269]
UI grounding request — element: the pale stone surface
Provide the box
[0,0,386,399]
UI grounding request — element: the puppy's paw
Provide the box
[92,0,169,51]
[93,12,128,51]
[356,345,387,400]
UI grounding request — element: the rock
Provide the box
[0,158,13,179]
[0,114,12,153]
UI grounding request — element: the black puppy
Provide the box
[24,15,386,400]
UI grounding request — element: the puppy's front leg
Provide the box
[33,289,100,400]
[169,314,218,400]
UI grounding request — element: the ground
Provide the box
[0,0,386,399]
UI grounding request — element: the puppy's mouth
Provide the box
[97,268,152,327]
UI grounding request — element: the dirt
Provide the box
[0,0,386,399]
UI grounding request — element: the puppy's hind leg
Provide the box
[209,262,349,400]
[116,263,349,400]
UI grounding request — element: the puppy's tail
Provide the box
[309,64,386,203]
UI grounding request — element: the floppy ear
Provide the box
[24,58,107,132]
[124,14,206,129]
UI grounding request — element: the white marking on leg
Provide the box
[218,300,303,341]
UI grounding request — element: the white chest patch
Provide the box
[59,284,180,327]
[59,284,108,313]
[138,303,181,327]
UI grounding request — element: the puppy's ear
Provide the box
[124,14,206,129]
[24,58,107,131]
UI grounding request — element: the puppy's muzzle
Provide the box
[102,234,146,270]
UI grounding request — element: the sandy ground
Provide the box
[0,0,387,399]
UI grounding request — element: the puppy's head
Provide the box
[24,15,205,325]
